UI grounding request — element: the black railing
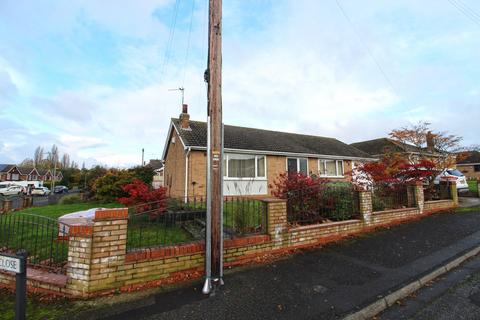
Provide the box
[286,183,360,226]
[0,213,69,274]
[424,182,452,201]
[372,184,414,211]
[223,197,266,237]
[127,196,266,252]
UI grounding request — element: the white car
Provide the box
[434,169,469,193]
[32,187,51,196]
[0,185,23,196]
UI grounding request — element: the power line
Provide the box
[447,0,480,27]
[160,0,181,78]
[334,0,400,97]
[182,0,196,88]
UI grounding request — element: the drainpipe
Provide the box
[184,147,191,203]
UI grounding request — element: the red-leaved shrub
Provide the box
[117,179,167,218]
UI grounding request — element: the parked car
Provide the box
[32,187,51,196]
[54,185,69,194]
[433,168,469,193]
[0,185,23,196]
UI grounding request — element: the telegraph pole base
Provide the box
[202,278,212,295]
[202,277,224,296]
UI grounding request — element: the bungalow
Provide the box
[350,137,456,167]
[162,105,374,198]
[457,151,480,180]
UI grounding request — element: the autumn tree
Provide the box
[389,121,462,169]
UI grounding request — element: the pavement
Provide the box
[459,196,480,208]
[379,253,480,319]
[74,209,480,320]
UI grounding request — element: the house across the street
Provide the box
[0,165,62,186]
[162,105,374,198]
[457,151,480,179]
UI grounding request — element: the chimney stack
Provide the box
[179,104,190,130]
[426,131,435,152]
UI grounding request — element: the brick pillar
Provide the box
[450,183,458,206]
[66,208,128,296]
[413,182,424,214]
[263,199,287,246]
[66,225,93,296]
[89,208,128,293]
[358,190,373,224]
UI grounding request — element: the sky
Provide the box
[0,0,479,168]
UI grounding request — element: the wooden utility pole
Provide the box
[203,0,223,294]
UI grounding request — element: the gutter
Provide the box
[184,147,191,203]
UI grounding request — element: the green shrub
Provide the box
[372,196,386,212]
[321,184,357,221]
[59,194,84,205]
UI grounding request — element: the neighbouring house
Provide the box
[457,151,480,180]
[147,159,165,189]
[350,137,456,167]
[37,169,52,182]
[0,164,16,181]
[0,165,22,182]
[152,167,165,189]
[162,105,374,198]
[17,167,41,181]
[0,164,61,185]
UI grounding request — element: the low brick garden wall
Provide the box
[0,184,458,297]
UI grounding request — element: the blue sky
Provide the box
[0,0,479,167]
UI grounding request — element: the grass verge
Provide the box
[0,288,82,320]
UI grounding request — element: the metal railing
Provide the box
[0,213,69,274]
[127,196,266,252]
[286,183,360,226]
[424,182,452,201]
[372,184,414,211]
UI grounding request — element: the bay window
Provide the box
[287,158,308,175]
[224,153,266,179]
[319,159,344,177]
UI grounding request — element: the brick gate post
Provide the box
[66,208,128,296]
[413,182,425,214]
[263,199,288,247]
[358,190,373,224]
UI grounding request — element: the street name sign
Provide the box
[0,254,21,273]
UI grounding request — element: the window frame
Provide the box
[474,164,480,172]
[285,157,309,175]
[318,159,345,177]
[223,153,267,180]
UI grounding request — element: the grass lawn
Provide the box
[126,199,266,250]
[18,202,123,219]
[0,288,82,320]
[1,199,266,257]
[0,202,122,268]
[468,180,479,194]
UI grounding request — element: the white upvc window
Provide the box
[318,159,344,177]
[286,158,308,175]
[223,153,266,180]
